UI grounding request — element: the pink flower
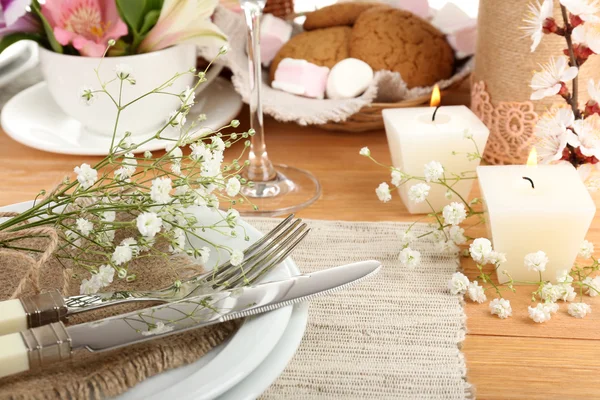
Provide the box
[138,0,226,54]
[41,0,128,57]
[0,0,41,36]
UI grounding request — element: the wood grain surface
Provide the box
[1,90,598,399]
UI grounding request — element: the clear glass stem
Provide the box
[241,1,277,182]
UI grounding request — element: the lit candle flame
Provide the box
[430,84,441,107]
[527,147,538,167]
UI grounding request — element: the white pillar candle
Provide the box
[477,163,596,284]
[382,104,489,214]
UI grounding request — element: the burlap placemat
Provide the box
[245,218,471,400]
[0,228,239,400]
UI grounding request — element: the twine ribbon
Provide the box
[0,211,62,298]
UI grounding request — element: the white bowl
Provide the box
[39,44,196,137]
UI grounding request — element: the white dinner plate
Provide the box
[0,42,38,88]
[1,76,243,156]
[0,201,295,399]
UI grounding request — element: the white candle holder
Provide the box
[383,105,489,214]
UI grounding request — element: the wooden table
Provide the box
[1,104,599,399]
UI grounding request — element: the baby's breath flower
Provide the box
[528,302,558,323]
[391,169,405,186]
[424,161,444,182]
[437,239,460,254]
[150,177,173,204]
[193,246,210,264]
[556,283,576,302]
[219,43,230,55]
[170,228,186,253]
[489,298,512,319]
[445,190,453,200]
[74,163,98,189]
[568,302,592,318]
[540,283,561,303]
[470,238,493,264]
[448,225,467,245]
[212,137,226,152]
[399,247,420,268]
[583,276,600,296]
[486,250,507,266]
[190,141,211,161]
[524,250,549,272]
[79,86,96,105]
[142,321,174,336]
[398,230,416,247]
[115,64,133,80]
[76,218,93,236]
[442,202,467,226]
[376,182,392,203]
[579,240,594,259]
[231,119,240,128]
[359,147,370,156]
[226,177,241,197]
[230,249,244,266]
[80,277,101,294]
[136,212,163,238]
[463,129,473,139]
[166,111,186,127]
[556,269,574,284]
[96,265,115,287]
[407,183,430,203]
[101,211,116,223]
[180,87,195,108]
[448,272,469,295]
[112,238,137,265]
[467,281,486,303]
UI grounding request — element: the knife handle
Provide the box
[0,291,68,336]
[0,322,72,379]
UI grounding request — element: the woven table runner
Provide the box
[248,218,472,400]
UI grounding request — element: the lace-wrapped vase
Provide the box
[471,0,600,165]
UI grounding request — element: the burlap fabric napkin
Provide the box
[210,6,473,126]
[0,230,239,400]
[247,218,472,400]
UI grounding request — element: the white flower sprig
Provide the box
[360,132,599,322]
[0,46,260,295]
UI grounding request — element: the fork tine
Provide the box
[211,218,303,282]
[240,214,295,259]
[217,223,308,288]
[240,227,310,287]
[189,215,296,283]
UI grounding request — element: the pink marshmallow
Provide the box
[272,58,330,99]
[260,14,293,66]
[396,0,430,19]
[447,25,477,59]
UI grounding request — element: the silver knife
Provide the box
[0,260,381,379]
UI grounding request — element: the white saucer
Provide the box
[1,77,243,156]
[0,42,38,88]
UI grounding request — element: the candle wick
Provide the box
[522,176,535,189]
[432,106,440,122]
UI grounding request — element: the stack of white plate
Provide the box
[0,201,309,400]
[0,41,39,88]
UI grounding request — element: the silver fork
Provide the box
[0,215,309,335]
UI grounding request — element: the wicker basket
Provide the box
[264,0,294,18]
[319,76,469,133]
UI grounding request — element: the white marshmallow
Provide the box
[326,58,374,100]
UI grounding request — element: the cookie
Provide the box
[269,26,351,82]
[303,2,377,30]
[350,7,454,88]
